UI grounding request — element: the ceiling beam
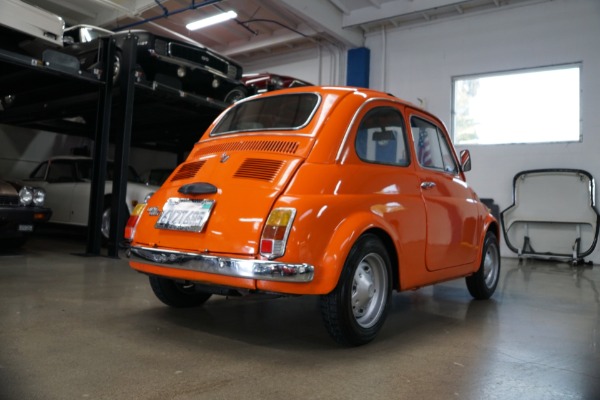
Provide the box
[43,0,97,19]
[92,0,218,28]
[277,0,363,47]
[343,0,472,27]
[327,0,350,15]
[221,25,316,57]
[91,0,150,26]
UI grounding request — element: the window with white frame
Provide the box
[452,64,581,145]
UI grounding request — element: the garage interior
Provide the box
[1,0,599,399]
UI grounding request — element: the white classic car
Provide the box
[26,156,158,240]
[0,0,64,48]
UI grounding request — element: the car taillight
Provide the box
[260,208,296,259]
[124,203,146,241]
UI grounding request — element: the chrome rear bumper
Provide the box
[128,246,314,283]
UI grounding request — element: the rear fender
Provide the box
[319,212,405,294]
[258,211,387,295]
[472,213,500,272]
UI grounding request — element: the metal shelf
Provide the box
[0,36,226,257]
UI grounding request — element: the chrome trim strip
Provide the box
[129,246,314,283]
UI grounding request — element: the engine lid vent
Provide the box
[170,160,206,182]
[234,158,284,182]
[195,140,299,157]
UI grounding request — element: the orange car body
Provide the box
[127,86,498,297]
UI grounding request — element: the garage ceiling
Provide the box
[1,0,549,152]
[23,0,547,62]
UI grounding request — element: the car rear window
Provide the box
[211,93,320,135]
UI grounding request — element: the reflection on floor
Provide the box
[0,227,599,400]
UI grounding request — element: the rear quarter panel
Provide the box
[257,162,427,295]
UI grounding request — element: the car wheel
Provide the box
[223,85,248,104]
[466,231,500,300]
[100,205,111,241]
[100,201,130,244]
[320,234,392,346]
[149,276,212,308]
[112,51,121,83]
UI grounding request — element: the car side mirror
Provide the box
[460,150,472,172]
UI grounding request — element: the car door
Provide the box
[40,159,78,224]
[353,104,428,276]
[69,159,94,226]
[409,111,480,271]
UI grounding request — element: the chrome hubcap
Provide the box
[352,253,387,328]
[483,241,499,288]
[101,208,111,239]
[113,55,121,82]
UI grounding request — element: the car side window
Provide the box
[410,117,458,174]
[77,160,93,181]
[47,160,76,183]
[355,107,409,166]
[29,162,48,180]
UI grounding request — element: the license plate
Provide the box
[155,198,215,232]
[18,224,33,232]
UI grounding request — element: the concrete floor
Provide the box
[1,227,599,400]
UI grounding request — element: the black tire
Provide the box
[149,276,212,308]
[223,85,248,104]
[320,234,392,346]
[466,231,500,300]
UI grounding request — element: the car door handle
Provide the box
[420,181,436,190]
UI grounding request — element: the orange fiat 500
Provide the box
[126,86,500,346]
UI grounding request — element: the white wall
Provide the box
[365,0,600,262]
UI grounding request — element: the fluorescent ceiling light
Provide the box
[186,10,237,30]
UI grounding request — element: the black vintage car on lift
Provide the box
[63,25,248,104]
[0,178,51,248]
[241,72,313,94]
